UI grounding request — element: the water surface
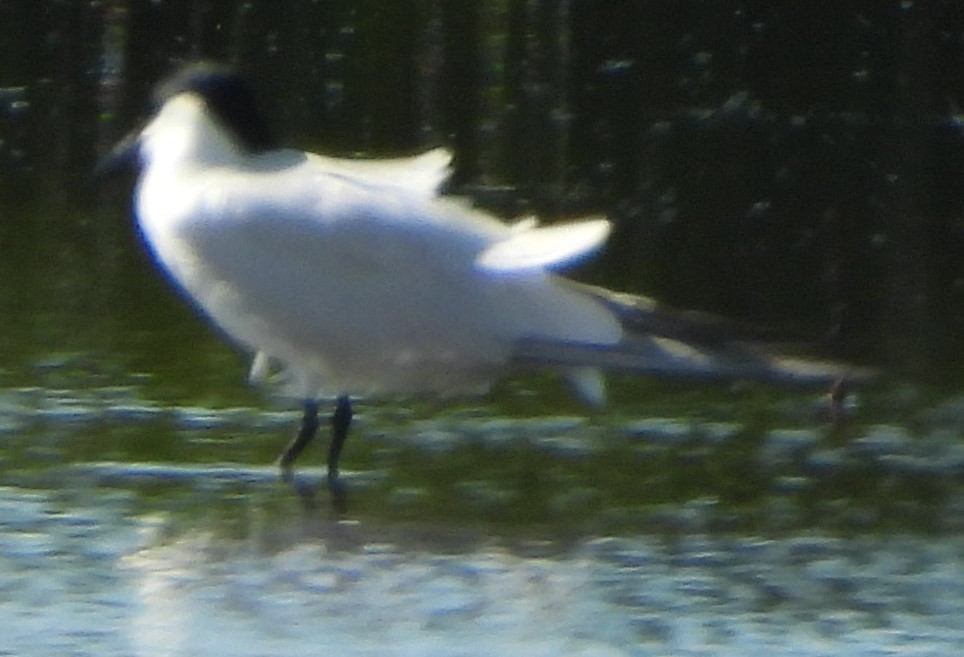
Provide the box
[2,331,964,655]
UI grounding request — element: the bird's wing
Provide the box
[567,282,782,346]
[510,284,876,385]
[254,148,612,275]
[299,147,453,197]
[174,167,620,350]
[218,162,498,262]
[475,219,611,273]
[511,334,867,385]
[179,167,490,304]
[195,157,614,277]
[247,148,612,275]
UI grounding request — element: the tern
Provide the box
[98,62,866,496]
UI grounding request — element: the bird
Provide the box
[97,61,868,497]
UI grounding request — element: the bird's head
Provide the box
[94,61,277,179]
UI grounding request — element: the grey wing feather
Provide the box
[512,283,875,386]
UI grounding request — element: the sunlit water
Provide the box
[3,476,964,656]
[2,364,964,655]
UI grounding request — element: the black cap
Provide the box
[154,61,277,153]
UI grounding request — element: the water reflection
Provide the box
[0,367,959,536]
[4,481,964,657]
[100,529,961,654]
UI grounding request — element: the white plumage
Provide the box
[101,63,864,490]
[133,92,621,404]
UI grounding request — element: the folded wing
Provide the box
[511,284,875,386]
[476,219,611,273]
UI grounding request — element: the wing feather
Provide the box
[475,218,611,273]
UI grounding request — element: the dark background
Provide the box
[3,0,964,378]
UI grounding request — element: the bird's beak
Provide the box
[92,126,142,181]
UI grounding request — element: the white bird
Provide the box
[98,62,866,495]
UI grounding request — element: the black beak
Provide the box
[92,126,142,182]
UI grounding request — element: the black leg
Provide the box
[277,397,352,512]
[277,399,320,481]
[325,396,352,514]
[327,396,352,487]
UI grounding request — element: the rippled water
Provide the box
[4,479,964,656]
[2,368,964,655]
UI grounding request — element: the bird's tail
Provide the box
[511,282,876,392]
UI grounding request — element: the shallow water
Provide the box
[2,366,964,655]
[3,476,964,656]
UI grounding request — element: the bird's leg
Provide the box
[327,396,352,490]
[277,399,320,482]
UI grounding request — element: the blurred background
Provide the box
[4,0,964,375]
[4,4,964,655]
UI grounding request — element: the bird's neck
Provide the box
[140,94,242,171]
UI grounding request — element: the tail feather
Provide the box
[567,281,783,346]
[512,335,873,386]
[515,284,876,387]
